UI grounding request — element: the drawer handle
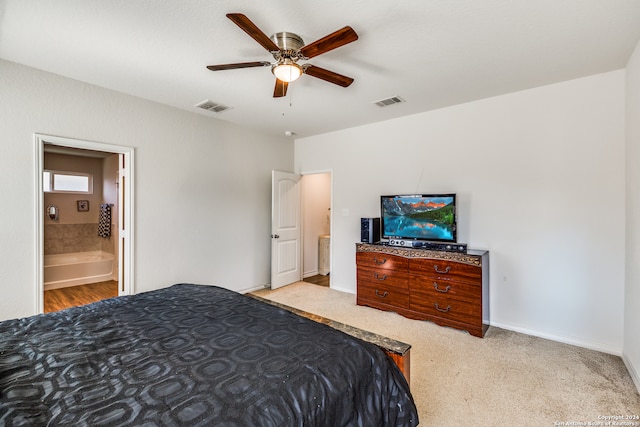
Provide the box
[433,282,451,293]
[373,273,388,281]
[375,290,388,298]
[434,303,451,313]
[373,257,387,265]
[434,265,451,274]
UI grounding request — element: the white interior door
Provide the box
[271,170,302,289]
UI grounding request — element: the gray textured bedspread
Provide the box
[0,284,418,426]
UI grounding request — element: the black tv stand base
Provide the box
[387,239,467,253]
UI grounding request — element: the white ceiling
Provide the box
[2,0,640,138]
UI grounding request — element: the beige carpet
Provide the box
[252,282,640,427]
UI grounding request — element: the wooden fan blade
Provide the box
[304,65,354,87]
[207,61,271,71]
[273,79,288,97]
[299,26,358,59]
[227,13,280,52]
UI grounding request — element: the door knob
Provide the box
[271,234,280,239]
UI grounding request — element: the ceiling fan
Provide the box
[207,13,358,97]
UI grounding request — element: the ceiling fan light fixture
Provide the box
[208,14,358,98]
[272,60,303,83]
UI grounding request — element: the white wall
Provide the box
[295,71,626,353]
[302,173,331,277]
[624,39,640,390]
[0,59,293,321]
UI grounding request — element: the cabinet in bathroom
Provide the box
[319,235,330,276]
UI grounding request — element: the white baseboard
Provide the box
[327,284,355,295]
[241,284,270,293]
[489,320,622,356]
[622,352,640,394]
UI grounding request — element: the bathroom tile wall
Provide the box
[44,223,113,255]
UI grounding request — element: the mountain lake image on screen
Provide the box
[380,194,457,242]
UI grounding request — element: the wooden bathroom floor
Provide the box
[44,280,119,313]
[303,274,330,287]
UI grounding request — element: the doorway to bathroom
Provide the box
[34,134,134,313]
[301,171,332,287]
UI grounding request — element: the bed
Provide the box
[0,284,418,426]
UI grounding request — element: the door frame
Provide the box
[300,170,333,287]
[34,134,135,313]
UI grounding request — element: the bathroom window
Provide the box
[43,170,93,194]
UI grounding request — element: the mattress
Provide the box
[0,284,418,426]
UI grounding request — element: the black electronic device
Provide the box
[413,241,467,252]
[388,238,467,252]
[360,217,381,243]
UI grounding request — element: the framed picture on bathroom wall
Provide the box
[77,200,89,212]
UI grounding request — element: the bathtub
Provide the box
[44,251,114,290]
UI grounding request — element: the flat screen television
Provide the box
[380,194,457,242]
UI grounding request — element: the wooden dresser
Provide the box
[356,243,489,337]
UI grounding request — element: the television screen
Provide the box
[381,194,457,242]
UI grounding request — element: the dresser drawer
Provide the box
[409,292,481,325]
[357,266,409,290]
[409,258,481,284]
[357,279,409,309]
[410,275,481,305]
[356,252,408,272]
